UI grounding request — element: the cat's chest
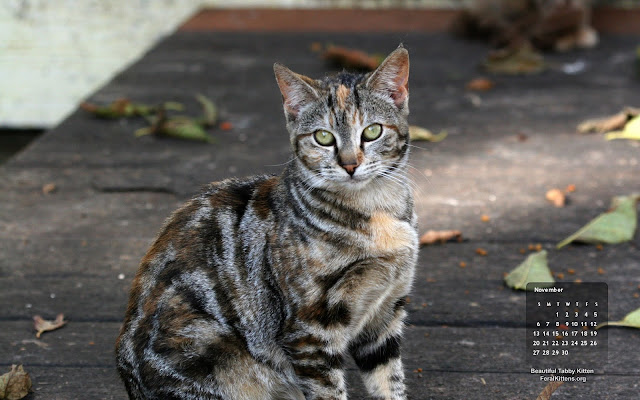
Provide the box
[366,211,417,255]
[323,211,417,297]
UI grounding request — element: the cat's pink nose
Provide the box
[341,163,359,176]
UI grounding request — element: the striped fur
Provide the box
[116,47,417,400]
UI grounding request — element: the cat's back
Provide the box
[119,173,280,323]
[115,174,291,399]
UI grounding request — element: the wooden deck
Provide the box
[2,27,640,399]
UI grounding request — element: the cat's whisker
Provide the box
[373,165,415,190]
[406,143,432,152]
[384,165,424,196]
[383,169,422,195]
[264,156,299,167]
[378,172,407,188]
[406,164,432,187]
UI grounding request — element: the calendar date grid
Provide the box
[526,282,608,373]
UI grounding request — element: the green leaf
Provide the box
[504,250,555,291]
[158,118,214,143]
[556,194,640,249]
[605,115,640,141]
[163,101,184,112]
[409,125,448,142]
[195,94,218,127]
[596,307,640,330]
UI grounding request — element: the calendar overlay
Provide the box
[526,282,608,382]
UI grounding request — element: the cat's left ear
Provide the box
[366,45,409,110]
[274,63,319,120]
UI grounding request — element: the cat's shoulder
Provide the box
[197,174,277,203]
[192,174,282,220]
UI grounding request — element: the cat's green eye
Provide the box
[362,124,382,141]
[314,130,335,146]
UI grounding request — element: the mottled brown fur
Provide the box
[116,47,417,400]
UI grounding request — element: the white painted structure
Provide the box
[0,0,459,128]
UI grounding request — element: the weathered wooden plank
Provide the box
[7,366,126,400]
[2,323,637,399]
[10,364,637,400]
[9,365,638,400]
[1,242,639,323]
[2,165,640,243]
[2,322,637,373]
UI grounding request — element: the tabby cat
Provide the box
[115,46,418,400]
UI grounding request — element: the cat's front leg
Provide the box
[286,335,347,400]
[349,304,407,400]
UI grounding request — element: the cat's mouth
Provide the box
[335,172,373,188]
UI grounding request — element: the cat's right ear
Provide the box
[274,63,319,120]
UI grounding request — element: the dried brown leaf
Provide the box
[310,42,323,52]
[545,188,565,207]
[33,313,67,338]
[0,365,32,400]
[322,45,383,71]
[419,230,462,246]
[466,77,494,91]
[81,98,182,119]
[536,381,564,400]
[219,121,233,131]
[577,107,640,134]
[41,183,57,195]
[483,43,545,75]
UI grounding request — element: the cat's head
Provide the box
[274,46,410,192]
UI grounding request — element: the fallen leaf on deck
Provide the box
[466,77,494,91]
[556,194,640,249]
[195,94,218,127]
[321,45,383,71]
[33,313,67,338]
[136,117,213,143]
[596,307,640,330]
[483,43,545,75]
[219,121,233,131]
[419,230,462,245]
[545,189,565,207]
[605,115,640,141]
[0,365,32,400]
[577,107,639,134]
[135,105,214,143]
[41,183,57,195]
[409,126,448,142]
[81,98,183,119]
[536,381,564,400]
[310,42,323,52]
[504,250,554,291]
